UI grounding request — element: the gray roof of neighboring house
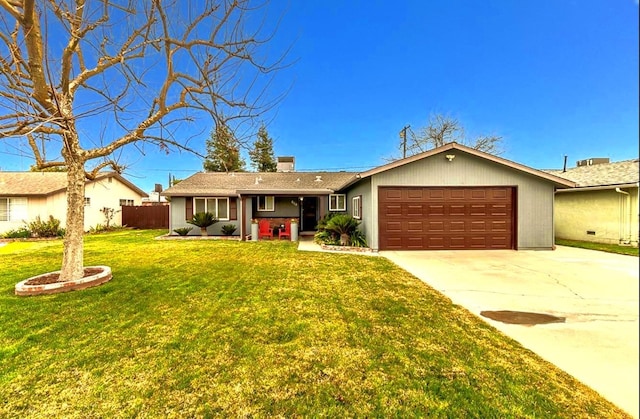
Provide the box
[0,171,148,197]
[162,171,358,196]
[544,159,639,187]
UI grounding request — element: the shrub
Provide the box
[187,212,218,236]
[324,214,360,246]
[221,224,237,236]
[314,213,367,247]
[349,229,368,248]
[28,215,65,238]
[313,230,339,246]
[173,227,193,236]
[3,227,31,239]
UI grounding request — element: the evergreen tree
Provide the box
[203,123,246,172]
[249,124,277,172]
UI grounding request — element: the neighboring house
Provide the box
[163,143,575,251]
[546,158,639,247]
[0,171,148,234]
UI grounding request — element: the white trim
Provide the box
[194,197,230,221]
[352,196,361,219]
[257,195,275,211]
[329,194,346,211]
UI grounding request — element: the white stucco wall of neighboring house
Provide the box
[84,177,145,230]
[555,186,639,246]
[1,176,145,234]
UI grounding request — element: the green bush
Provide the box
[173,227,193,236]
[28,215,65,238]
[2,227,31,239]
[187,212,218,236]
[314,213,367,247]
[221,224,237,236]
[87,224,126,234]
[349,229,368,247]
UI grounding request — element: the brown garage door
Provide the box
[378,187,515,250]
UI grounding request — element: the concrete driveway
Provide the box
[381,246,639,418]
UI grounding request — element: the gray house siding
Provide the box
[254,196,299,218]
[362,151,556,250]
[169,196,241,236]
[345,178,372,243]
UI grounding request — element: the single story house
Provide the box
[546,158,639,247]
[163,143,575,251]
[0,171,148,234]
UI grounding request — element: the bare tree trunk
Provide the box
[60,160,86,281]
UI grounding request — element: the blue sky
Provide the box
[1,1,638,193]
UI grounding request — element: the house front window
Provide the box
[352,196,362,219]
[329,194,346,211]
[258,196,275,211]
[119,199,135,206]
[84,197,91,206]
[194,197,229,220]
[0,197,28,222]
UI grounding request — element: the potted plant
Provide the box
[187,212,218,236]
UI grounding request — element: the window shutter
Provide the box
[229,198,237,220]
[358,195,363,218]
[185,197,193,220]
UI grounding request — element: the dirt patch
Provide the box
[480,310,566,325]
[24,267,105,285]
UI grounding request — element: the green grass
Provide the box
[557,238,639,257]
[0,230,629,418]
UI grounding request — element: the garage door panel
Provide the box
[427,221,445,232]
[379,186,514,250]
[384,221,402,232]
[490,220,508,232]
[449,221,465,232]
[448,189,466,200]
[470,221,487,232]
[427,189,445,200]
[383,204,403,217]
[448,204,466,216]
[470,204,487,216]
[427,204,445,215]
[407,189,425,200]
[407,205,424,216]
[407,221,423,232]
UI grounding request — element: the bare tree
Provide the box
[399,114,503,159]
[0,0,288,281]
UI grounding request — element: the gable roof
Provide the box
[544,159,639,188]
[348,142,576,188]
[0,171,148,197]
[162,171,358,197]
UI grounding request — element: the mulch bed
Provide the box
[25,268,104,285]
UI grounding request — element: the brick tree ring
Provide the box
[14,266,112,296]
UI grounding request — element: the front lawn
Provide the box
[0,230,629,417]
[556,238,639,257]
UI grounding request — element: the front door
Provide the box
[301,197,318,231]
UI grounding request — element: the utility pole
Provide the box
[400,125,410,158]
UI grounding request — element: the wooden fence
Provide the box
[122,205,169,229]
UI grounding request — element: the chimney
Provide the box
[277,156,295,172]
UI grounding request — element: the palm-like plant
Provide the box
[324,214,360,246]
[187,212,218,236]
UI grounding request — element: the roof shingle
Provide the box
[544,159,639,187]
[163,172,358,196]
